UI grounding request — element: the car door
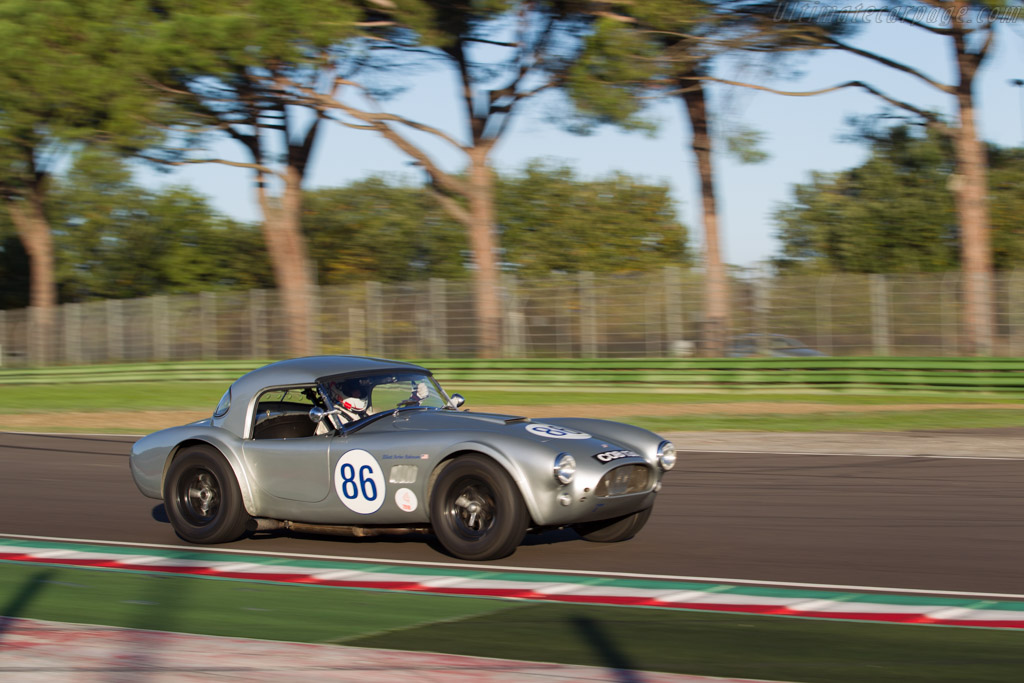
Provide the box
[242,386,333,503]
[322,425,443,524]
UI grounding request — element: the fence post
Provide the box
[151,296,168,361]
[26,307,37,366]
[502,275,524,358]
[816,275,835,356]
[348,306,366,355]
[753,278,770,355]
[578,271,597,357]
[308,285,321,356]
[366,281,382,357]
[199,292,215,360]
[248,290,264,359]
[558,278,572,358]
[64,303,77,365]
[664,266,682,356]
[870,274,891,356]
[106,299,124,362]
[644,274,658,357]
[941,272,959,356]
[429,278,447,359]
[1007,271,1022,357]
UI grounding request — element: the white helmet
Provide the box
[342,396,367,413]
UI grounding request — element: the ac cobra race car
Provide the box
[130,356,676,561]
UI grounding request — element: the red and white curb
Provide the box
[0,617,783,683]
[1,540,1023,629]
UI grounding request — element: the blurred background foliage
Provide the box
[774,125,1024,273]
[0,155,689,303]
[1,0,1022,327]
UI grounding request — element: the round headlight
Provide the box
[657,441,677,471]
[553,452,576,484]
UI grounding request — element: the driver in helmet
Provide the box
[332,378,371,423]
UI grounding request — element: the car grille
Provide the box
[594,465,650,497]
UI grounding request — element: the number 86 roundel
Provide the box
[334,449,386,514]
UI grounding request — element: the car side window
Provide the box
[251,386,323,440]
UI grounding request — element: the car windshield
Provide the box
[321,371,450,418]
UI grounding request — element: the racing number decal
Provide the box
[334,449,385,514]
[525,423,591,440]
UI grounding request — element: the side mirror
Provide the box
[309,406,327,423]
[450,393,466,409]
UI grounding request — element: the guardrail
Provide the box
[4,358,1024,395]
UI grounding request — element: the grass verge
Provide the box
[1,563,1021,682]
[629,409,1024,433]
[1,380,1021,434]
[0,381,1020,415]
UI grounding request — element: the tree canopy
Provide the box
[0,158,690,307]
[0,149,272,305]
[304,163,689,282]
[496,162,690,275]
[774,125,1024,273]
[0,0,166,359]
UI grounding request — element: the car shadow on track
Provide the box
[150,503,585,559]
[151,504,169,523]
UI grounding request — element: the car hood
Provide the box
[388,409,646,458]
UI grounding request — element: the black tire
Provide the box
[163,445,249,544]
[430,455,528,561]
[573,507,652,543]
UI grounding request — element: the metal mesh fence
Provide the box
[2,269,1022,366]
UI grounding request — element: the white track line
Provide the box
[2,533,1021,601]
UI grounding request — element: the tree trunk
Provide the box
[680,77,729,357]
[7,189,57,364]
[952,11,993,356]
[256,166,315,358]
[465,146,503,358]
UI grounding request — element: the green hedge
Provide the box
[4,358,1024,394]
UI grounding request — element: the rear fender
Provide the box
[165,431,258,517]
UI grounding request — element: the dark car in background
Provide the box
[728,334,827,358]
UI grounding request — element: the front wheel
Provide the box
[573,507,652,543]
[164,445,248,544]
[430,455,528,561]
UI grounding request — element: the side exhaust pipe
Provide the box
[247,517,429,537]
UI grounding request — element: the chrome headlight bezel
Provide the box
[553,452,576,484]
[657,441,677,471]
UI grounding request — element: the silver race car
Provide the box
[130,356,677,561]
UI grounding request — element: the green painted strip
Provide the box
[4,539,1023,612]
[3,563,1022,682]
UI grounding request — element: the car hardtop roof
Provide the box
[234,355,429,391]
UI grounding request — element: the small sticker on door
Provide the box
[395,487,418,512]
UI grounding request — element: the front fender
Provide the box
[436,439,551,526]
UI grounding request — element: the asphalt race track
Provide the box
[1,432,1021,596]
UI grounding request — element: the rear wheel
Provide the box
[573,507,652,543]
[164,445,248,544]
[430,455,528,561]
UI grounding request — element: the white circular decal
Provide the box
[526,423,591,440]
[395,487,418,513]
[334,449,385,514]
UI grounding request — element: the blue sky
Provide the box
[143,15,1024,268]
